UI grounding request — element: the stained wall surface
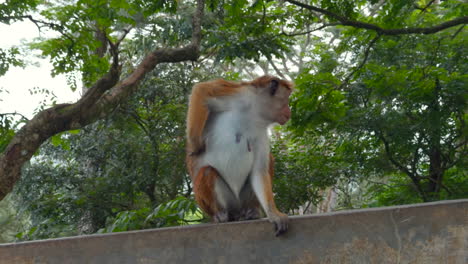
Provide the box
[0,199,467,264]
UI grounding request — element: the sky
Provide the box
[0,21,80,119]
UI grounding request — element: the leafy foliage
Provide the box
[0,0,466,242]
[29,0,180,86]
[0,0,39,22]
[204,0,293,62]
[291,3,467,205]
[99,197,200,233]
[0,47,24,77]
[14,63,195,239]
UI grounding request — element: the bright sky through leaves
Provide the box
[0,21,80,119]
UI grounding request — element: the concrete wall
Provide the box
[1,199,466,264]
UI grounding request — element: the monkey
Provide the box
[186,75,293,236]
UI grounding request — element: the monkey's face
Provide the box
[253,76,293,125]
[271,79,292,125]
[276,102,291,125]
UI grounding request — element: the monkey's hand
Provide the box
[269,212,289,236]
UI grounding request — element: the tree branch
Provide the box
[281,22,340,37]
[0,112,29,121]
[1,15,63,31]
[451,25,465,40]
[340,33,380,89]
[419,0,437,14]
[1,15,75,42]
[420,175,453,195]
[267,58,286,79]
[285,0,467,35]
[0,0,205,201]
[378,132,428,202]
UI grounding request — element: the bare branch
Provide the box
[1,15,76,43]
[1,15,63,31]
[116,28,132,47]
[282,23,340,37]
[267,58,286,79]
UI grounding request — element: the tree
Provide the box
[285,0,466,35]
[13,63,203,239]
[0,0,205,200]
[290,0,467,204]
[1,0,466,213]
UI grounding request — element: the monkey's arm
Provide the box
[250,152,288,236]
[251,169,288,236]
[186,80,244,154]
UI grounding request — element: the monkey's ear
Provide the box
[269,79,279,95]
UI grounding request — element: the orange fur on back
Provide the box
[194,166,219,216]
[186,80,246,154]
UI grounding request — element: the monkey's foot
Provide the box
[240,207,261,221]
[213,210,229,223]
[268,212,289,236]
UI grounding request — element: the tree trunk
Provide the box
[427,78,443,199]
[428,147,443,196]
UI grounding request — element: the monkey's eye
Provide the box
[269,79,279,96]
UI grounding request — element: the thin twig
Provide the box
[451,25,465,40]
[267,58,286,79]
[378,131,428,202]
[116,27,132,46]
[281,23,340,37]
[0,112,29,121]
[419,0,437,14]
[340,33,381,89]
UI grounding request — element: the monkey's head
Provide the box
[251,76,293,125]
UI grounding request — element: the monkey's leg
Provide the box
[193,166,237,223]
[193,166,217,218]
[238,181,262,221]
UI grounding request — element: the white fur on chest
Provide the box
[201,93,270,198]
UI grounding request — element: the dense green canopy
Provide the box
[0,0,466,242]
